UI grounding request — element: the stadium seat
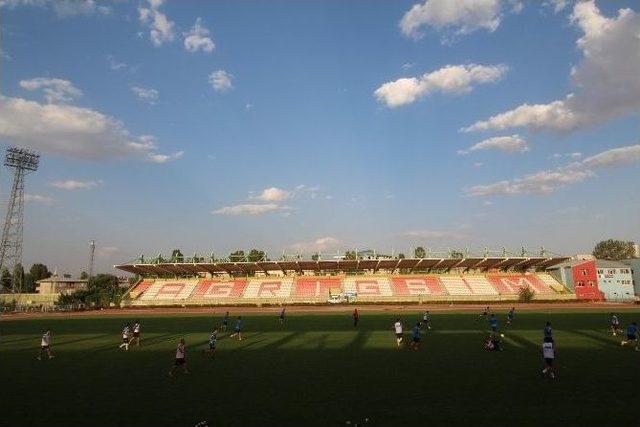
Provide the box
[294,277,341,297]
[341,277,394,297]
[391,276,444,296]
[535,273,566,293]
[140,280,198,300]
[486,275,552,295]
[463,276,499,295]
[439,276,473,295]
[192,279,247,298]
[243,278,294,298]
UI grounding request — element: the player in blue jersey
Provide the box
[621,322,639,350]
[229,316,243,341]
[221,311,229,331]
[506,307,515,326]
[410,322,421,351]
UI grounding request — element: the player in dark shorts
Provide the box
[421,311,431,330]
[479,306,490,320]
[131,321,141,346]
[278,307,286,326]
[119,324,131,351]
[203,329,218,357]
[169,338,188,377]
[506,307,515,326]
[221,311,230,331]
[38,329,54,360]
[621,322,639,350]
[229,316,243,341]
[542,337,556,379]
[610,313,622,336]
[410,323,421,351]
[543,321,553,341]
[484,332,503,351]
[353,308,359,327]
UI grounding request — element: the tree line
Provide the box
[0,263,53,293]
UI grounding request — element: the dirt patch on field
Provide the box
[2,301,637,319]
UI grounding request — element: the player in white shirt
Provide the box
[541,337,556,379]
[168,338,188,377]
[610,313,622,336]
[37,329,54,360]
[393,318,404,348]
[131,321,141,346]
[118,324,131,351]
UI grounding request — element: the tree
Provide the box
[247,249,266,262]
[29,263,51,281]
[12,264,24,292]
[229,250,245,262]
[593,239,636,260]
[344,251,357,260]
[397,253,406,259]
[450,250,464,259]
[311,253,320,261]
[414,247,426,258]
[1,268,11,290]
[86,274,123,308]
[80,271,89,280]
[170,249,184,263]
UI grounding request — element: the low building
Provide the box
[619,259,639,296]
[36,277,88,295]
[547,260,603,300]
[595,260,635,301]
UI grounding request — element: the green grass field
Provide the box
[2,308,640,426]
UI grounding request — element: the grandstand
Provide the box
[115,256,576,306]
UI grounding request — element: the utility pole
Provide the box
[88,240,95,278]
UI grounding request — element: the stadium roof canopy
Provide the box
[115,256,569,276]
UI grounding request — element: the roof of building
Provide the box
[36,277,88,284]
[594,260,631,268]
[114,256,569,276]
[546,259,594,269]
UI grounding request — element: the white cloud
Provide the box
[209,70,233,92]
[253,187,291,202]
[291,236,342,253]
[0,0,110,16]
[51,180,101,190]
[0,95,181,162]
[184,18,215,53]
[465,144,640,196]
[399,0,503,40]
[52,0,110,16]
[146,150,184,164]
[474,162,484,168]
[24,194,55,205]
[463,1,640,133]
[19,77,82,103]
[482,200,493,206]
[458,135,529,155]
[107,55,127,72]
[375,64,507,108]
[544,0,570,14]
[212,203,287,216]
[131,86,159,105]
[139,0,175,47]
[582,145,640,168]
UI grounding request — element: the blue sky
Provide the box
[0,0,639,274]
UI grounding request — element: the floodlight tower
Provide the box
[0,147,40,292]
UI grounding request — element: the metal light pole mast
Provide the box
[88,240,95,278]
[0,147,40,292]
